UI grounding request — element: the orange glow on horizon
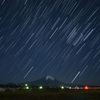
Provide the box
[84,86,89,90]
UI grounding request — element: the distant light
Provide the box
[26,86,29,89]
[84,86,89,90]
[25,84,28,86]
[69,87,72,89]
[75,86,79,89]
[72,87,75,89]
[66,86,69,88]
[61,86,64,89]
[39,86,43,89]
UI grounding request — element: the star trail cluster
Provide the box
[0,0,100,85]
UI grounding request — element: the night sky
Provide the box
[0,0,100,86]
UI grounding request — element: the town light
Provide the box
[39,86,43,89]
[61,86,64,89]
[84,86,89,90]
[25,84,28,86]
[26,86,29,89]
[69,87,72,89]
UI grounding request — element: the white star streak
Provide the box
[24,66,33,78]
[49,27,58,39]
[76,43,85,54]
[71,71,80,83]
[80,65,88,76]
[83,29,94,41]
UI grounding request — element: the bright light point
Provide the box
[25,84,28,86]
[75,86,79,89]
[69,87,72,89]
[61,86,64,89]
[26,86,29,89]
[84,86,89,90]
[39,86,43,89]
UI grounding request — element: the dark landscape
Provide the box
[0,88,100,100]
[0,76,100,100]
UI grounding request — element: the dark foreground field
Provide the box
[0,89,100,100]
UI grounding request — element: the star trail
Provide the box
[0,0,100,86]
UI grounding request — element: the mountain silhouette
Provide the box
[21,76,67,87]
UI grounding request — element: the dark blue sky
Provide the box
[0,0,100,86]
